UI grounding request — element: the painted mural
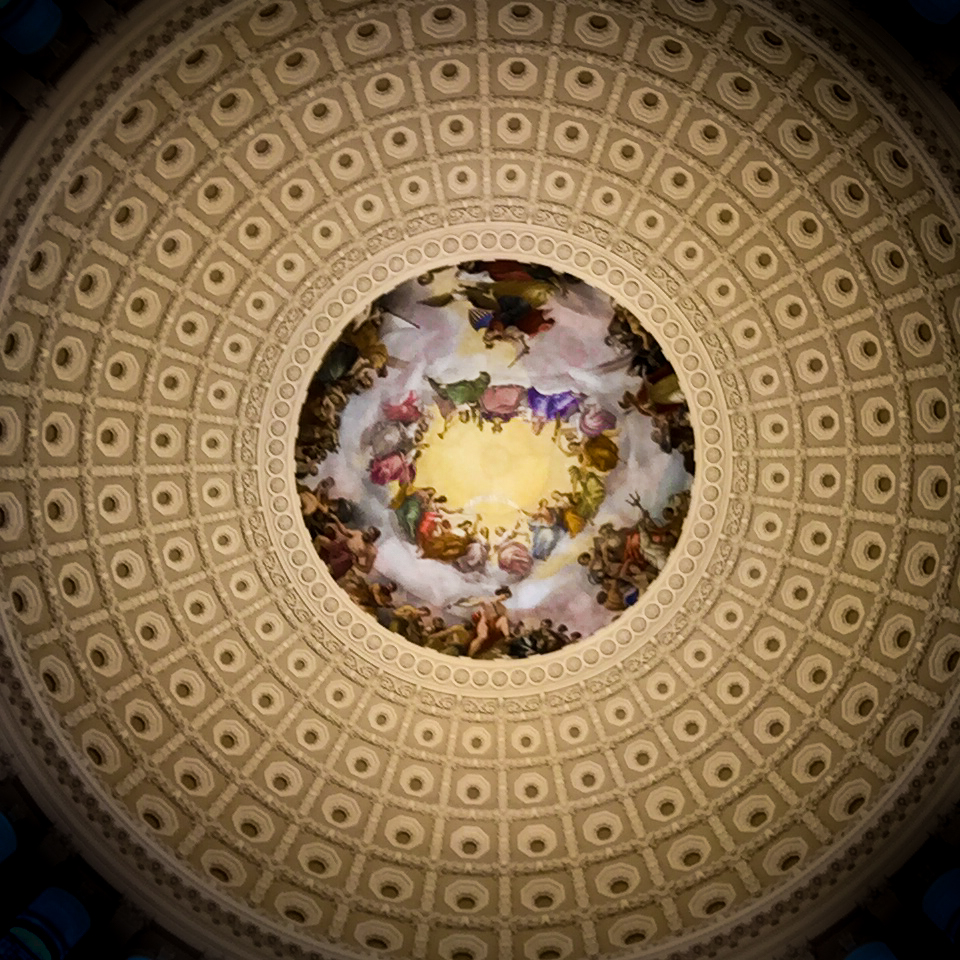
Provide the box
[295,261,695,659]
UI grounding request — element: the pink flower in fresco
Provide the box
[382,391,422,424]
[579,405,617,437]
[480,384,526,418]
[497,539,533,578]
[370,453,415,486]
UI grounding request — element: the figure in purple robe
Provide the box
[527,387,583,434]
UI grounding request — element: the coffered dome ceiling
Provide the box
[0,0,958,958]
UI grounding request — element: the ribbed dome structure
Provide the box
[0,1,958,958]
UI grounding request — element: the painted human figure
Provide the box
[425,618,473,656]
[527,387,583,436]
[652,416,696,475]
[427,371,492,435]
[314,310,388,391]
[479,384,526,424]
[382,390,422,424]
[453,528,491,574]
[483,260,563,335]
[620,368,686,417]
[626,491,689,570]
[455,587,513,657]
[369,451,416,486]
[482,323,529,365]
[578,404,617,437]
[526,500,565,560]
[553,466,606,536]
[340,573,396,616]
[299,477,354,537]
[420,518,472,562]
[555,431,619,472]
[364,419,420,460]
[509,618,581,657]
[497,538,533,578]
[389,604,432,645]
[295,309,386,469]
[313,517,379,581]
[391,486,447,543]
[618,527,656,588]
[578,522,655,603]
[607,302,669,378]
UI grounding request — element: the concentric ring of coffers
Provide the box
[0,0,958,958]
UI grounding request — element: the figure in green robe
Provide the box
[566,465,606,533]
[427,371,492,409]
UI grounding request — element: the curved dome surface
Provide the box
[0,1,959,959]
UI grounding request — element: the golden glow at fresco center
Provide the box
[415,415,576,534]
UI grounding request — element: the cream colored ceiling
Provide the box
[0,0,959,958]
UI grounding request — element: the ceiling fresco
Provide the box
[295,261,694,656]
